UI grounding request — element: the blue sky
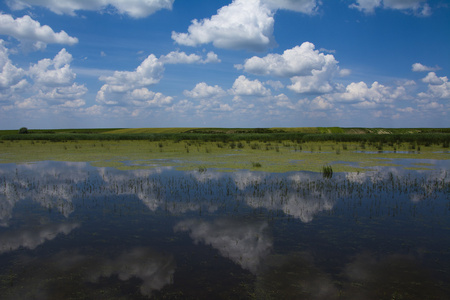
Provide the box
[0,0,449,129]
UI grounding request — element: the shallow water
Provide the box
[0,161,449,299]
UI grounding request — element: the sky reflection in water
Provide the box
[0,161,449,299]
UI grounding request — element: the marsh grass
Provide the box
[322,165,333,178]
[0,139,447,173]
[252,162,262,168]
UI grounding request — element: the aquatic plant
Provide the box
[252,162,262,168]
[322,165,333,179]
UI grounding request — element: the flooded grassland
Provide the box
[0,139,448,172]
[0,140,449,299]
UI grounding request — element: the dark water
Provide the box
[0,161,449,299]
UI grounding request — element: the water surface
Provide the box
[0,161,449,299]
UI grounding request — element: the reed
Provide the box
[322,165,333,179]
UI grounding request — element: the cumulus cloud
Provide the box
[129,88,173,107]
[333,81,406,104]
[7,0,174,18]
[242,42,337,78]
[100,55,164,89]
[230,75,271,98]
[265,80,284,90]
[172,0,276,51]
[421,72,445,85]
[29,48,76,86]
[412,63,441,72]
[350,0,431,16]
[310,96,334,110]
[288,70,335,94]
[7,48,88,110]
[174,218,272,273]
[239,43,341,94]
[419,72,450,99]
[97,51,218,106]
[160,50,220,64]
[0,40,25,90]
[183,82,226,99]
[0,13,78,51]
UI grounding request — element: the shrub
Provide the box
[19,127,28,134]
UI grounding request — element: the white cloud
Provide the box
[349,0,381,13]
[418,72,450,100]
[287,56,338,94]
[35,83,87,103]
[412,63,440,72]
[419,73,450,99]
[59,98,85,108]
[28,48,76,86]
[172,0,276,51]
[184,82,226,99]
[335,81,396,103]
[129,88,173,107]
[350,0,431,16]
[97,54,164,105]
[262,0,319,14]
[0,13,78,50]
[310,96,334,110]
[98,84,174,107]
[100,54,164,88]
[97,51,219,106]
[230,75,271,97]
[204,51,221,63]
[242,42,338,78]
[422,72,445,85]
[240,43,341,94]
[5,48,88,111]
[288,72,334,94]
[339,68,352,77]
[266,80,284,90]
[274,93,296,109]
[7,0,174,18]
[159,50,220,64]
[0,40,25,90]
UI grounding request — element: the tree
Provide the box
[19,127,28,134]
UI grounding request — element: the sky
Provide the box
[0,0,449,129]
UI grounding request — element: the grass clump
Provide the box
[252,162,262,168]
[322,165,333,179]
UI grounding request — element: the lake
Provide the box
[0,160,449,299]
